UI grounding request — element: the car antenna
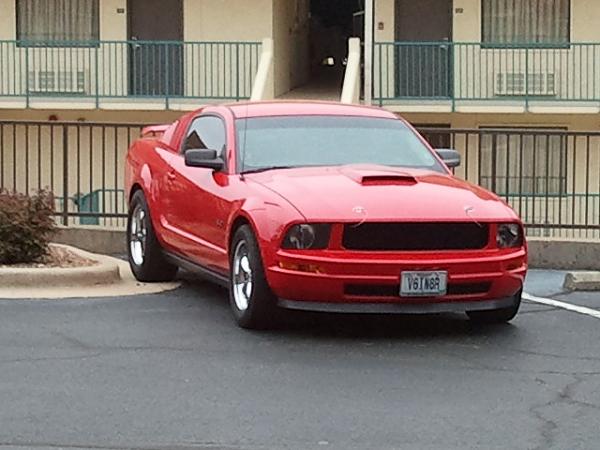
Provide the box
[239,101,250,181]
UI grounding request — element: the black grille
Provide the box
[345,282,491,298]
[342,223,489,251]
[447,282,491,296]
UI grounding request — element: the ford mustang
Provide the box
[125,101,527,329]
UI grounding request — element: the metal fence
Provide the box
[0,121,140,228]
[375,42,600,108]
[1,121,599,240]
[0,40,261,106]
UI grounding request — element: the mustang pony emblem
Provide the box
[351,206,368,228]
[464,206,482,227]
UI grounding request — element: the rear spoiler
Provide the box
[141,124,170,138]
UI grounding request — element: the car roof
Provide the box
[223,100,398,120]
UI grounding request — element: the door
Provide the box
[394,0,453,98]
[128,0,183,96]
[164,115,231,273]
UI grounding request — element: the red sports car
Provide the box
[125,101,527,329]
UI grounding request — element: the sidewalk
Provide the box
[526,269,600,295]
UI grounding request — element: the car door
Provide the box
[163,115,231,273]
[143,122,185,251]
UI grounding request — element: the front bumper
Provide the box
[278,296,517,314]
[265,248,527,308]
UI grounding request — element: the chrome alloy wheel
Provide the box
[129,204,147,266]
[232,240,253,311]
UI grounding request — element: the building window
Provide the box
[17,0,99,43]
[482,0,570,45]
[479,129,567,196]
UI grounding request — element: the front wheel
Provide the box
[127,190,178,282]
[229,225,277,329]
[467,290,522,324]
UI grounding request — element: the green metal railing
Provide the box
[375,41,600,108]
[0,40,261,107]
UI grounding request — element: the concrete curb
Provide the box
[54,226,127,255]
[564,272,600,291]
[528,238,600,271]
[0,244,120,288]
[0,244,181,299]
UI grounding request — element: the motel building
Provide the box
[0,0,599,236]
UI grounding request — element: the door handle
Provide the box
[167,171,176,181]
[131,36,141,49]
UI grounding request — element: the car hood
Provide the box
[246,165,518,222]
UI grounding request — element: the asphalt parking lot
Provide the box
[1,270,600,450]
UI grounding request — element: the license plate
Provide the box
[400,271,447,297]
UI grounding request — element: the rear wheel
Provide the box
[229,225,277,329]
[127,190,178,282]
[467,290,521,324]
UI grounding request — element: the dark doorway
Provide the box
[128,0,183,97]
[310,0,364,69]
[394,0,453,98]
[283,0,363,98]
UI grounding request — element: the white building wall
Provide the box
[183,0,272,99]
[272,0,310,97]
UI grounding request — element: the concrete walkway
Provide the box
[278,68,343,101]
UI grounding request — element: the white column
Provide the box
[250,38,274,101]
[341,38,361,104]
[363,0,374,105]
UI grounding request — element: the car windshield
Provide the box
[235,115,445,173]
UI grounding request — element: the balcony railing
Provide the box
[374,42,600,109]
[0,40,261,107]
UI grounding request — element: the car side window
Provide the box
[182,116,227,159]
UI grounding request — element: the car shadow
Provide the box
[272,310,517,342]
[178,272,518,342]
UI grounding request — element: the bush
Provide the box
[0,189,56,265]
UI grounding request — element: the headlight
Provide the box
[282,224,331,250]
[496,223,523,248]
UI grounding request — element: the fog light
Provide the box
[278,261,323,273]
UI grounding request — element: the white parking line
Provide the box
[523,292,600,320]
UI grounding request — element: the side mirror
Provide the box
[184,149,224,171]
[435,148,461,169]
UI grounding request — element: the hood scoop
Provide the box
[339,166,419,186]
[359,174,418,186]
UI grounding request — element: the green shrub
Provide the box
[0,189,56,265]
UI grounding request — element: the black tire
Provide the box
[229,225,277,329]
[127,190,178,282]
[467,290,522,324]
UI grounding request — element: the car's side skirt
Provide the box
[277,296,517,314]
[163,251,229,288]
